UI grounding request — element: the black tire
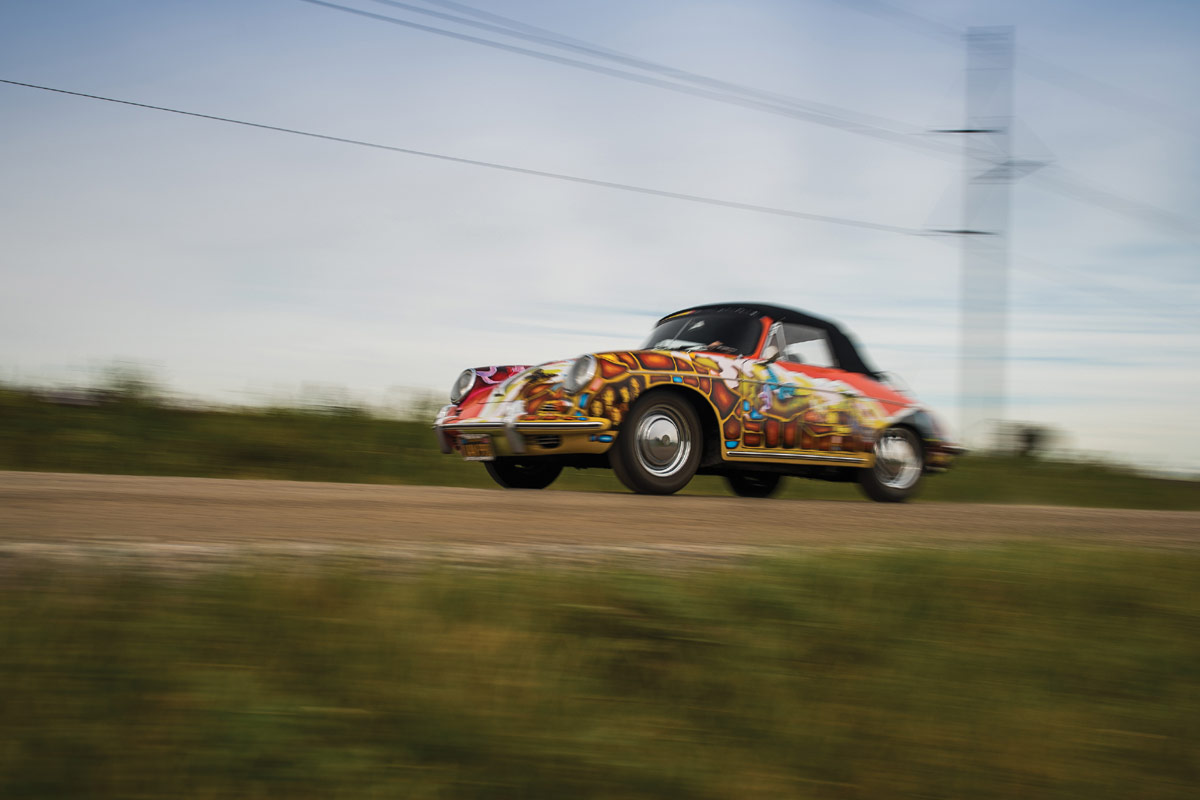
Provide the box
[725,472,783,498]
[609,392,702,495]
[484,458,562,489]
[857,426,924,503]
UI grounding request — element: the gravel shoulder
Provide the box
[1,471,1197,568]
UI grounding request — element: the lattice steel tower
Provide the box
[957,27,1015,448]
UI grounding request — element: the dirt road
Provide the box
[1,471,1196,568]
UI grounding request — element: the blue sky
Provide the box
[2,0,1198,470]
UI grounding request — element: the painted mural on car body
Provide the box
[434,303,963,501]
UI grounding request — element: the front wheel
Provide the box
[725,472,782,498]
[609,393,702,495]
[857,426,924,503]
[484,458,562,489]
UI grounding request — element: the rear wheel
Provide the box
[609,393,701,495]
[725,472,782,498]
[857,426,923,502]
[484,458,562,489]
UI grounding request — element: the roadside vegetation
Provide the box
[1,382,1197,509]
[2,547,1196,799]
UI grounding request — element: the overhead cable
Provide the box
[1029,169,1200,240]
[835,0,1200,135]
[4,78,1188,314]
[0,78,925,236]
[316,0,1196,237]
[373,0,933,144]
[296,0,966,160]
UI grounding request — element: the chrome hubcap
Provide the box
[874,430,921,490]
[635,406,691,477]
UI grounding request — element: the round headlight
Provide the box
[562,355,596,394]
[450,368,476,404]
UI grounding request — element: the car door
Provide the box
[767,322,873,457]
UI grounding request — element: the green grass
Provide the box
[2,548,1197,798]
[2,387,1198,508]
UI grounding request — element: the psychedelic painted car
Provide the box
[434,303,963,501]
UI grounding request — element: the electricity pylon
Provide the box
[937,27,1040,448]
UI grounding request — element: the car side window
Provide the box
[779,323,836,368]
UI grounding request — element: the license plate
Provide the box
[460,435,495,462]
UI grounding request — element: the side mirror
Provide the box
[760,345,780,364]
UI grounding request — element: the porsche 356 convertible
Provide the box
[434,303,961,501]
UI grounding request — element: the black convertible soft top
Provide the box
[657,302,879,377]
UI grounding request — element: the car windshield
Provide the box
[640,313,763,356]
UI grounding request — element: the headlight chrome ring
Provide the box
[450,368,476,404]
[563,354,597,394]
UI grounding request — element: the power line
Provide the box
[3,78,1190,317]
[295,0,965,160]
[414,0,609,48]
[833,0,1199,237]
[1017,49,1200,136]
[377,0,933,141]
[834,0,1200,135]
[0,77,924,236]
[308,0,1198,239]
[816,0,1200,236]
[1029,168,1200,240]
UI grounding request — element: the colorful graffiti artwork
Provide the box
[457,349,907,461]
[438,303,960,499]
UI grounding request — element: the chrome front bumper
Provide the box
[434,405,609,455]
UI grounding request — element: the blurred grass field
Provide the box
[3,383,1197,797]
[2,386,1197,508]
[2,547,1197,799]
